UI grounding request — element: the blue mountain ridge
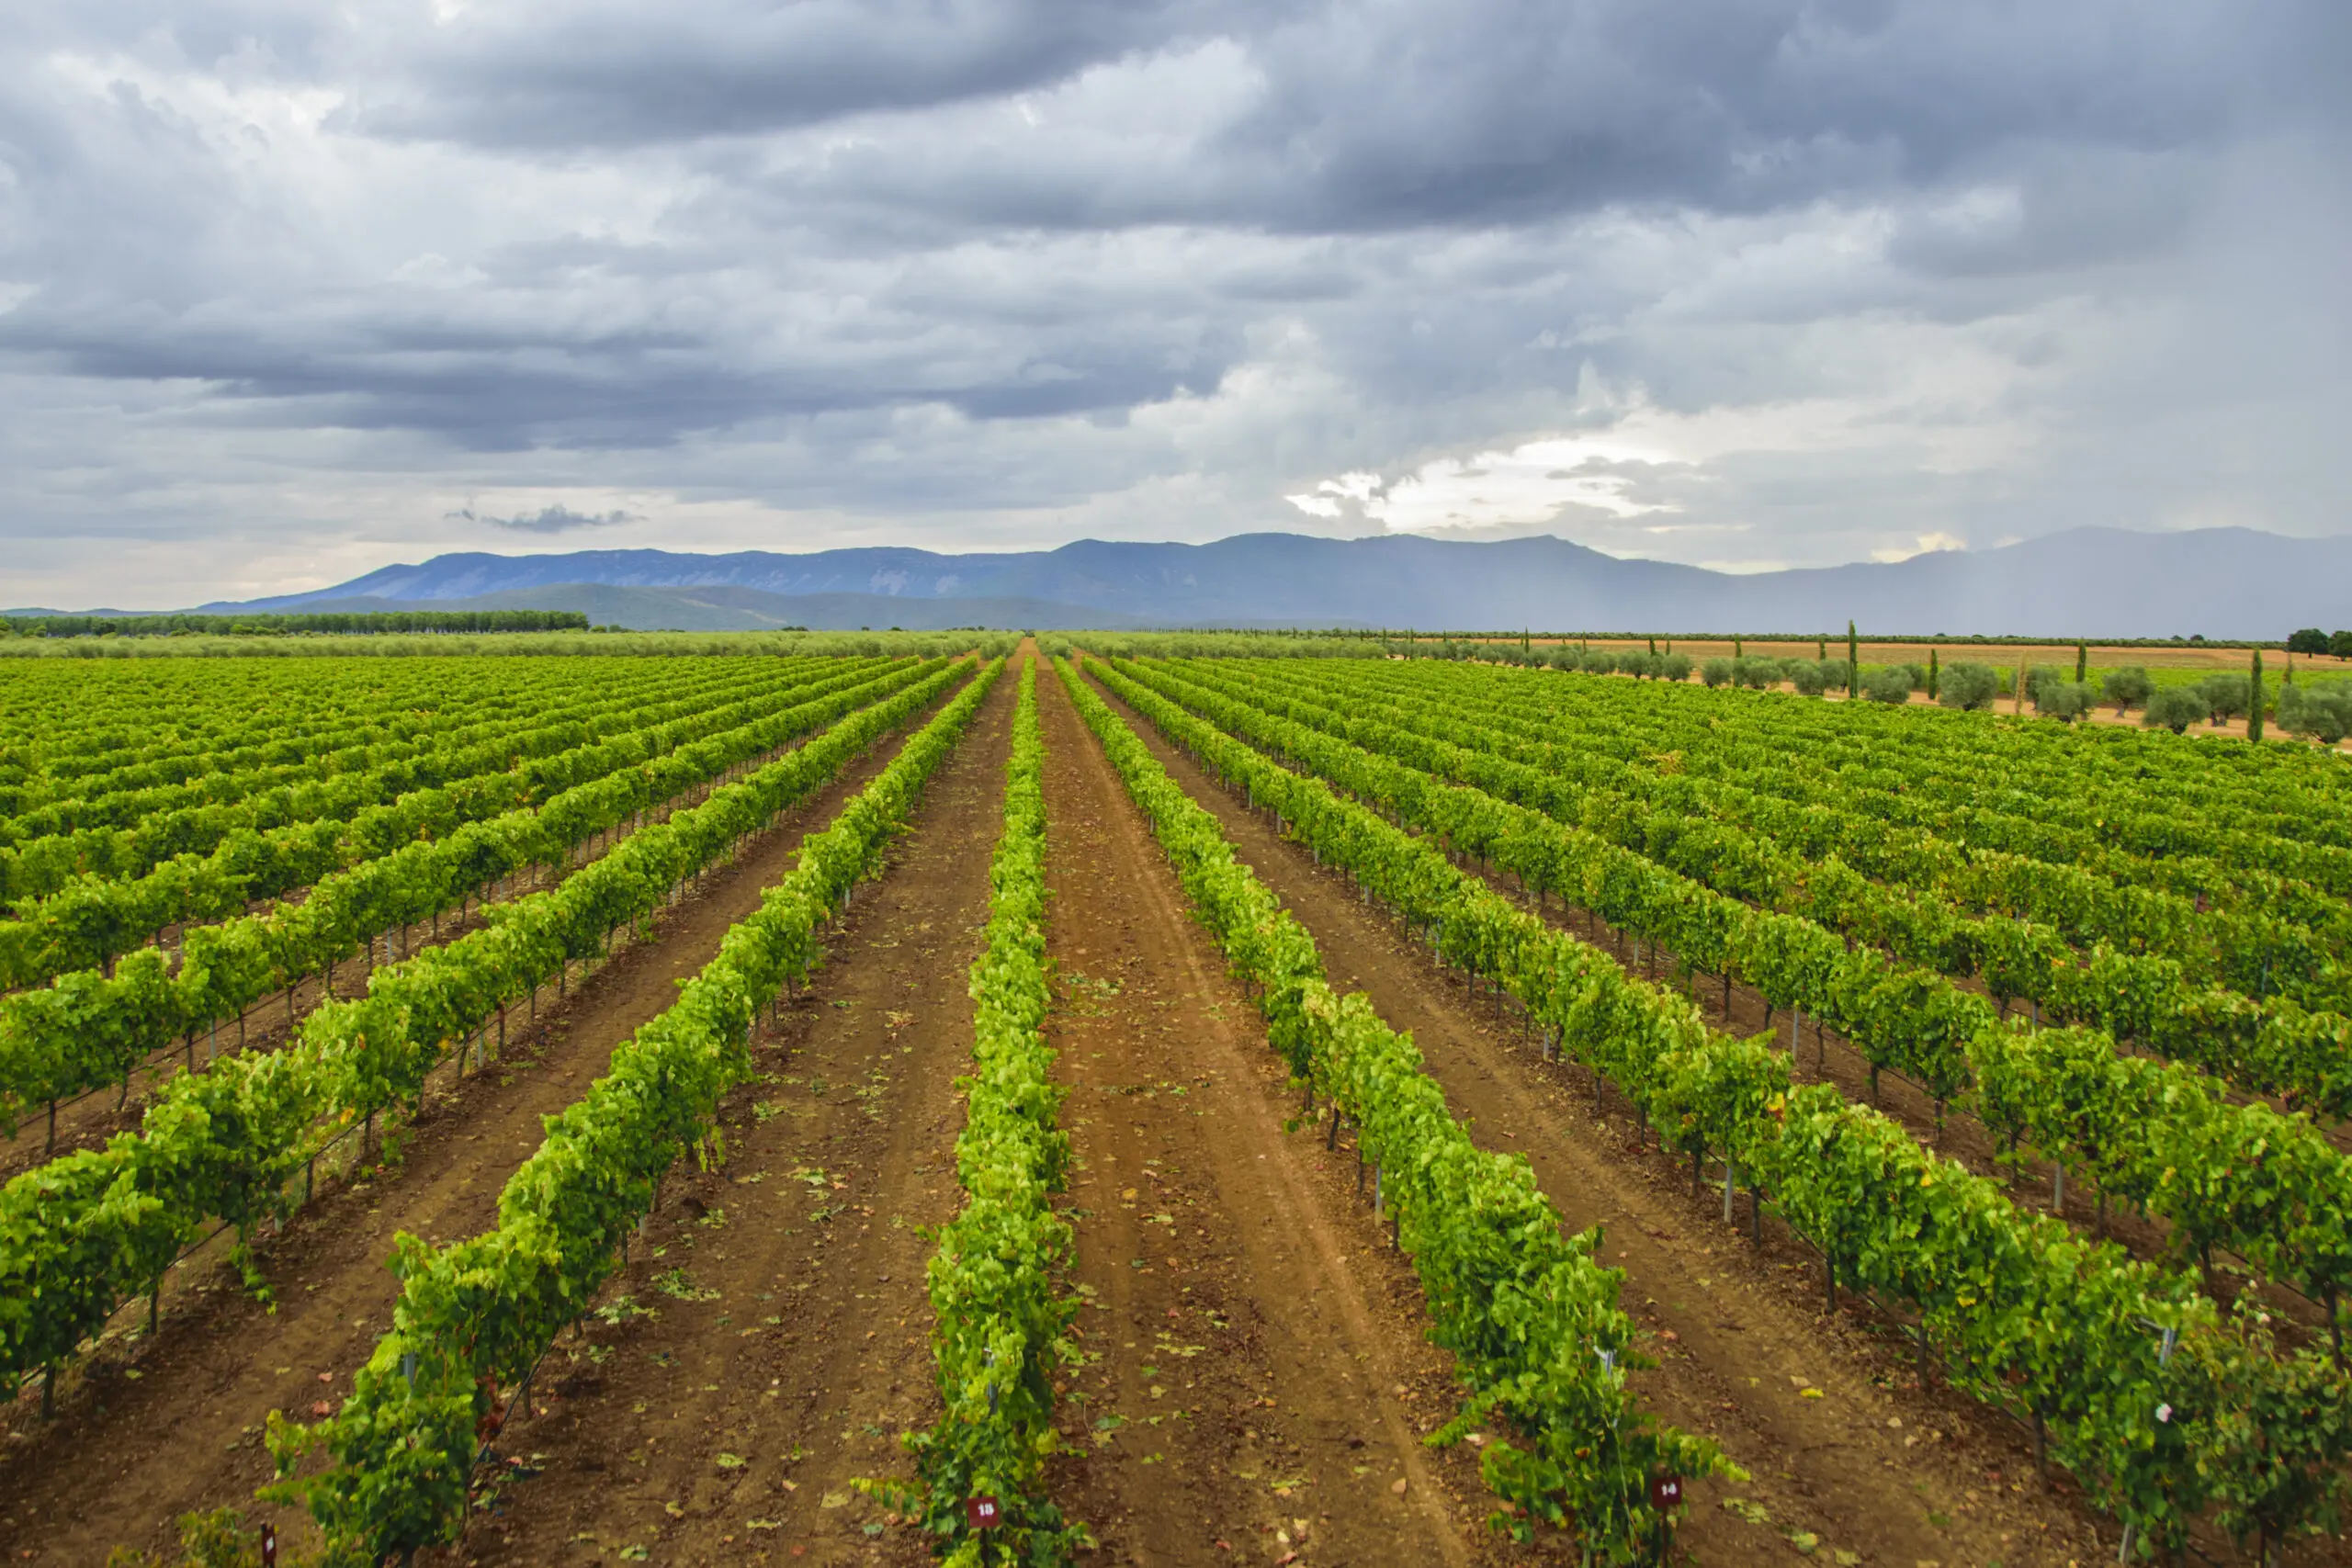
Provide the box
[181,526,2352,638]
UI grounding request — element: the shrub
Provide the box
[1788,660,1826,696]
[1937,661,2001,711]
[2143,686,2207,734]
[1701,657,1734,688]
[1658,652,1693,682]
[1733,656,1778,690]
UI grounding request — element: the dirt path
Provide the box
[1033,660,1506,1568]
[0,692,955,1566]
[427,659,1020,1568]
[1082,666,2110,1568]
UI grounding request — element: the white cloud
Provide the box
[1871,531,1967,562]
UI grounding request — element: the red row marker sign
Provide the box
[967,1495,1003,1529]
[1647,1474,1683,1511]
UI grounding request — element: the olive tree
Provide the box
[2144,686,2208,733]
[1937,661,2001,711]
[2035,682,2094,722]
[2278,680,2352,744]
[1701,657,1734,688]
[2101,666,2154,714]
[1862,664,1914,704]
[1658,652,1694,682]
[2025,664,2068,710]
[1788,660,1827,696]
[2199,671,2252,726]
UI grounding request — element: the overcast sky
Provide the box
[4,0,2346,607]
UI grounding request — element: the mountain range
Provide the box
[40,526,2351,637]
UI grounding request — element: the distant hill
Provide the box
[149,525,2352,637]
[261,583,1148,633]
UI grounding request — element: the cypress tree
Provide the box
[2249,649,2266,741]
[2075,642,2088,683]
[1928,648,1939,701]
[1735,636,1744,659]
[1847,621,1860,694]
[1817,635,1826,661]
[1647,635,1657,655]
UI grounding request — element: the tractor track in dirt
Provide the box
[1031,655,1498,1568]
[417,658,1022,1568]
[1080,660,2112,1568]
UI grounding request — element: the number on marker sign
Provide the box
[261,1525,277,1568]
[967,1495,1003,1529]
[1647,1474,1683,1511]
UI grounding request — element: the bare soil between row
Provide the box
[0,684,955,1564]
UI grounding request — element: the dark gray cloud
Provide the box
[355,0,1234,150]
[0,0,2344,605]
[449,502,639,533]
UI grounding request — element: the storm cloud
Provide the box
[1,0,2345,604]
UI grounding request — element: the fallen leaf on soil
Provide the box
[310,1401,333,1417]
[820,1491,850,1509]
[1390,1479,1408,1495]
[1787,1530,1819,1555]
[718,1452,747,1469]
[663,1502,684,1518]
[1722,1498,1770,1525]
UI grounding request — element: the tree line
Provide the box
[1,609,593,638]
